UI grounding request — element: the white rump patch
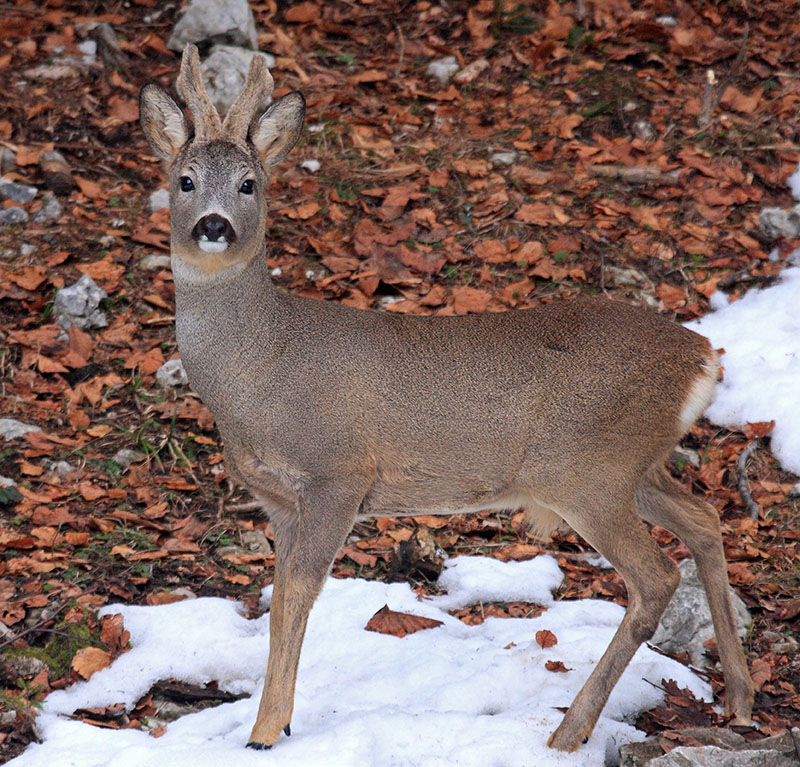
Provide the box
[678,354,719,433]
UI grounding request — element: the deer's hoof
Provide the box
[246,741,273,751]
[283,723,291,737]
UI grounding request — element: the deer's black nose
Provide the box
[194,214,236,243]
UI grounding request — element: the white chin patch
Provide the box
[198,237,228,253]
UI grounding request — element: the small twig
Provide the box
[588,165,681,186]
[225,500,264,513]
[0,602,67,651]
[697,22,750,129]
[737,441,761,519]
[393,21,405,78]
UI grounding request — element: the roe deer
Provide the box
[139,45,753,752]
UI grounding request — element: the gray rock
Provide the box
[140,254,172,271]
[0,418,42,441]
[633,119,654,141]
[426,55,459,86]
[200,45,275,116]
[490,151,518,166]
[19,242,36,257]
[167,0,258,51]
[0,147,16,175]
[605,265,652,289]
[652,558,751,667]
[42,459,78,479]
[32,192,64,223]
[54,274,108,331]
[156,358,188,388]
[6,654,48,679]
[149,188,170,211]
[78,39,97,63]
[621,728,800,767]
[649,745,796,767]
[0,177,37,203]
[759,205,800,240]
[112,448,146,468]
[240,529,272,557]
[0,206,29,225]
[23,63,84,80]
[0,475,16,487]
[620,738,666,767]
[671,445,701,469]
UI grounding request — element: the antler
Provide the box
[222,54,275,142]
[176,44,223,140]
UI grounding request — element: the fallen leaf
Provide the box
[536,629,558,648]
[72,647,113,680]
[365,605,444,637]
[545,660,571,672]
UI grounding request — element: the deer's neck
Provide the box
[172,249,279,398]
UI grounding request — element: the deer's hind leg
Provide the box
[635,467,753,725]
[547,490,680,751]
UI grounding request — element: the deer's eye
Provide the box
[239,179,255,195]
[179,176,194,192]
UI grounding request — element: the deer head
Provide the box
[139,45,305,273]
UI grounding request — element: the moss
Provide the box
[4,621,98,679]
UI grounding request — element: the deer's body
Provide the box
[141,46,754,753]
[176,250,710,525]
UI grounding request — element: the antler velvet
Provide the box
[176,44,223,140]
[222,54,275,142]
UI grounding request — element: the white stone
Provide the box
[652,558,751,667]
[140,254,172,271]
[54,274,108,331]
[112,448,146,468]
[426,56,459,87]
[167,0,259,51]
[301,159,320,173]
[0,418,42,441]
[149,188,170,211]
[199,46,275,116]
[156,359,189,388]
[490,151,518,166]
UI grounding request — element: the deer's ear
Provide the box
[249,91,305,167]
[139,84,191,161]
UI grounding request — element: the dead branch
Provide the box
[737,441,761,519]
[697,23,750,129]
[587,165,681,185]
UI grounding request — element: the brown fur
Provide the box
[139,45,753,752]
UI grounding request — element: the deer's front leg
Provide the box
[246,480,363,749]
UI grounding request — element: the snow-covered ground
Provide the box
[9,556,709,767]
[686,249,800,474]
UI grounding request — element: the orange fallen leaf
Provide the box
[365,605,444,638]
[75,176,104,200]
[536,629,558,649]
[72,647,113,680]
[545,660,571,673]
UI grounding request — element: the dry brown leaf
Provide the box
[75,176,104,200]
[72,647,113,680]
[365,605,444,638]
[545,660,571,673]
[284,1,320,22]
[536,629,558,648]
[452,286,489,314]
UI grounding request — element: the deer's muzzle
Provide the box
[193,213,237,252]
